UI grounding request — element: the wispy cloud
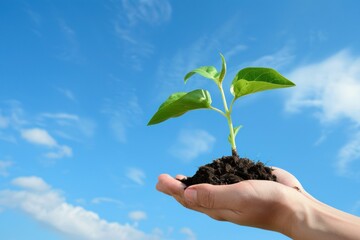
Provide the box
[12,176,50,192]
[57,19,84,63]
[57,88,77,102]
[21,128,72,159]
[0,100,27,130]
[308,30,327,45]
[0,161,13,177]
[102,78,142,143]
[0,133,17,143]
[25,6,41,26]
[0,176,160,240]
[44,145,72,159]
[0,112,13,142]
[1,102,82,160]
[155,37,224,100]
[154,16,254,99]
[180,227,197,240]
[285,49,360,175]
[40,112,96,138]
[24,5,43,37]
[0,114,9,128]
[337,132,360,175]
[21,128,57,147]
[126,168,146,185]
[170,129,215,161]
[91,197,124,208]
[104,96,141,142]
[0,101,26,143]
[129,210,147,222]
[223,44,248,61]
[113,0,172,70]
[249,45,295,70]
[121,0,171,26]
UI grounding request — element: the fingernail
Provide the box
[184,188,197,203]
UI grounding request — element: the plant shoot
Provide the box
[148,54,295,154]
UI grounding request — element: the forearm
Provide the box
[288,198,360,240]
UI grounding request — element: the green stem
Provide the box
[210,106,226,117]
[218,84,236,151]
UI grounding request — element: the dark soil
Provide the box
[180,149,277,187]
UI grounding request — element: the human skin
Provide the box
[156,168,360,239]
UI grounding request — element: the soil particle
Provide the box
[180,150,277,187]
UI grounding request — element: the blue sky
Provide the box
[1,0,360,239]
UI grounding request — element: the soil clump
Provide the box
[180,150,276,187]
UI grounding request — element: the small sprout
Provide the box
[148,54,295,154]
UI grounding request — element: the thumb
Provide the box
[184,184,235,209]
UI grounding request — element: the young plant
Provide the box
[148,54,295,155]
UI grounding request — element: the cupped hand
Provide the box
[156,168,309,235]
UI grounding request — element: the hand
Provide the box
[156,168,360,240]
[156,168,306,235]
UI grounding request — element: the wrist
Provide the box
[286,193,360,240]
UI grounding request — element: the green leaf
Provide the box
[219,53,226,83]
[228,125,243,144]
[184,66,219,85]
[231,67,295,99]
[148,89,212,125]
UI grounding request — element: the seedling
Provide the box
[148,54,295,157]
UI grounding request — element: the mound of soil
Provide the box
[180,150,277,187]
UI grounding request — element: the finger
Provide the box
[171,193,233,222]
[272,167,303,190]
[156,174,186,197]
[183,181,260,210]
[272,168,322,204]
[175,174,187,180]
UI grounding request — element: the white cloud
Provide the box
[21,128,73,159]
[180,227,196,240]
[0,161,13,177]
[21,128,57,147]
[286,50,360,122]
[45,145,73,159]
[0,176,160,240]
[170,129,216,161]
[126,168,146,185]
[12,176,50,192]
[91,197,124,207]
[41,113,79,121]
[285,50,360,174]
[129,211,147,222]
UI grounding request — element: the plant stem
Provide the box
[210,106,226,117]
[218,84,236,151]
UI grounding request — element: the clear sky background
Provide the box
[1,1,360,239]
